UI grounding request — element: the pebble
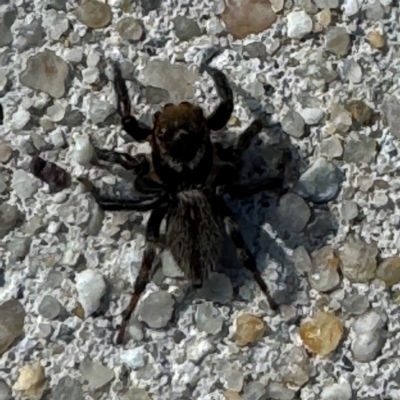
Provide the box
[0,173,6,194]
[281,110,305,138]
[11,107,30,131]
[139,291,175,329]
[12,362,46,399]
[243,381,266,400]
[6,238,30,260]
[267,382,296,400]
[325,27,350,56]
[287,11,313,40]
[330,103,352,132]
[12,170,39,200]
[74,0,112,29]
[342,0,360,16]
[88,95,116,124]
[13,17,46,51]
[341,200,358,220]
[195,303,224,335]
[52,377,84,400]
[187,338,216,364]
[0,142,12,163]
[382,95,400,138]
[82,67,100,84]
[341,293,369,315]
[49,14,70,41]
[45,0,67,11]
[75,269,107,317]
[80,359,114,390]
[299,311,343,356]
[173,16,202,41]
[309,246,340,292]
[120,347,146,370]
[365,0,384,20]
[338,236,378,283]
[367,30,385,49]
[221,0,277,40]
[343,59,362,83]
[281,346,310,387]
[224,391,242,400]
[198,273,233,303]
[161,249,185,278]
[72,132,96,166]
[117,17,144,41]
[20,50,69,99]
[234,314,265,346]
[49,129,66,148]
[221,369,244,392]
[126,388,152,400]
[343,132,376,164]
[0,6,17,47]
[87,200,104,236]
[47,103,66,122]
[314,0,339,7]
[38,295,63,320]
[321,381,352,400]
[320,136,343,159]
[0,378,11,400]
[316,8,331,26]
[294,157,343,203]
[292,246,312,275]
[351,310,386,362]
[376,257,400,286]
[300,108,324,125]
[277,193,311,232]
[0,204,21,239]
[346,100,373,127]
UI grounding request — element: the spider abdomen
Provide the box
[166,190,222,285]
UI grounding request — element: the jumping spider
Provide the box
[32,49,286,344]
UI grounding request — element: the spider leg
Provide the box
[213,196,278,310]
[113,63,152,141]
[116,205,168,344]
[95,148,151,174]
[93,194,164,212]
[219,177,286,199]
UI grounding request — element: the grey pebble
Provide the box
[52,376,84,400]
[286,11,313,40]
[38,295,63,320]
[126,388,152,400]
[13,17,46,52]
[173,16,202,41]
[309,246,340,292]
[342,293,369,315]
[0,6,16,48]
[88,95,116,124]
[268,382,296,400]
[321,382,352,400]
[343,132,377,164]
[80,359,115,390]
[12,170,39,200]
[320,136,343,159]
[0,204,21,239]
[281,110,305,138]
[294,157,343,203]
[277,193,311,232]
[243,381,266,400]
[292,246,312,275]
[325,27,350,56]
[117,17,144,41]
[341,200,358,221]
[330,103,352,133]
[120,347,146,370]
[195,303,224,335]
[139,291,175,329]
[0,378,11,400]
[6,237,30,260]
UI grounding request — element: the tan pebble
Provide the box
[317,9,331,26]
[376,257,400,286]
[234,313,266,346]
[0,142,12,163]
[367,30,385,49]
[13,362,46,399]
[224,390,242,400]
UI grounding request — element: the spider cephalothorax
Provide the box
[32,49,286,344]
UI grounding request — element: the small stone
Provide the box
[281,110,305,138]
[187,338,216,364]
[308,246,340,292]
[243,381,266,400]
[13,17,46,51]
[47,103,66,122]
[13,362,46,399]
[53,377,84,400]
[234,314,265,346]
[74,0,112,29]
[221,370,244,392]
[0,142,12,163]
[126,388,151,400]
[342,0,360,16]
[316,8,331,25]
[0,204,21,238]
[292,246,312,275]
[139,291,175,329]
[351,310,386,362]
[280,346,310,387]
[117,17,144,41]
[294,157,343,203]
[80,359,114,390]
[173,16,202,41]
[20,50,69,99]
[75,269,107,317]
[88,95,116,124]
[365,0,384,20]
[314,0,339,7]
[341,293,369,315]
[343,132,377,164]
[49,14,70,41]
[72,132,95,166]
[300,108,324,125]
[0,6,17,47]
[320,136,343,159]
[341,200,358,220]
[277,193,311,232]
[221,0,277,40]
[65,47,83,63]
[330,103,352,132]
[11,107,30,131]
[49,129,66,148]
[57,324,75,343]
[196,303,224,335]
[299,311,343,356]
[343,59,362,83]
[325,27,350,56]
[338,236,378,283]
[321,381,352,400]
[376,257,400,286]
[12,170,39,200]
[346,100,373,128]
[87,200,104,236]
[198,272,233,303]
[6,238,30,260]
[287,11,313,40]
[267,382,295,400]
[224,391,242,400]
[45,0,67,11]
[367,30,385,49]
[161,249,185,278]
[120,347,146,370]
[38,295,62,320]
[271,0,284,12]
[82,67,100,84]
[0,378,11,400]
[382,95,400,138]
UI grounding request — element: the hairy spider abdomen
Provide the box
[166,189,223,285]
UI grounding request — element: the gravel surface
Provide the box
[1,0,400,399]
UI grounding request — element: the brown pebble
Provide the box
[376,257,400,286]
[367,30,385,49]
[0,142,12,163]
[234,313,266,346]
[75,0,112,29]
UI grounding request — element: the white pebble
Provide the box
[287,11,313,39]
[120,347,146,370]
[300,108,324,125]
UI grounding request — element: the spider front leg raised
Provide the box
[113,63,152,141]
